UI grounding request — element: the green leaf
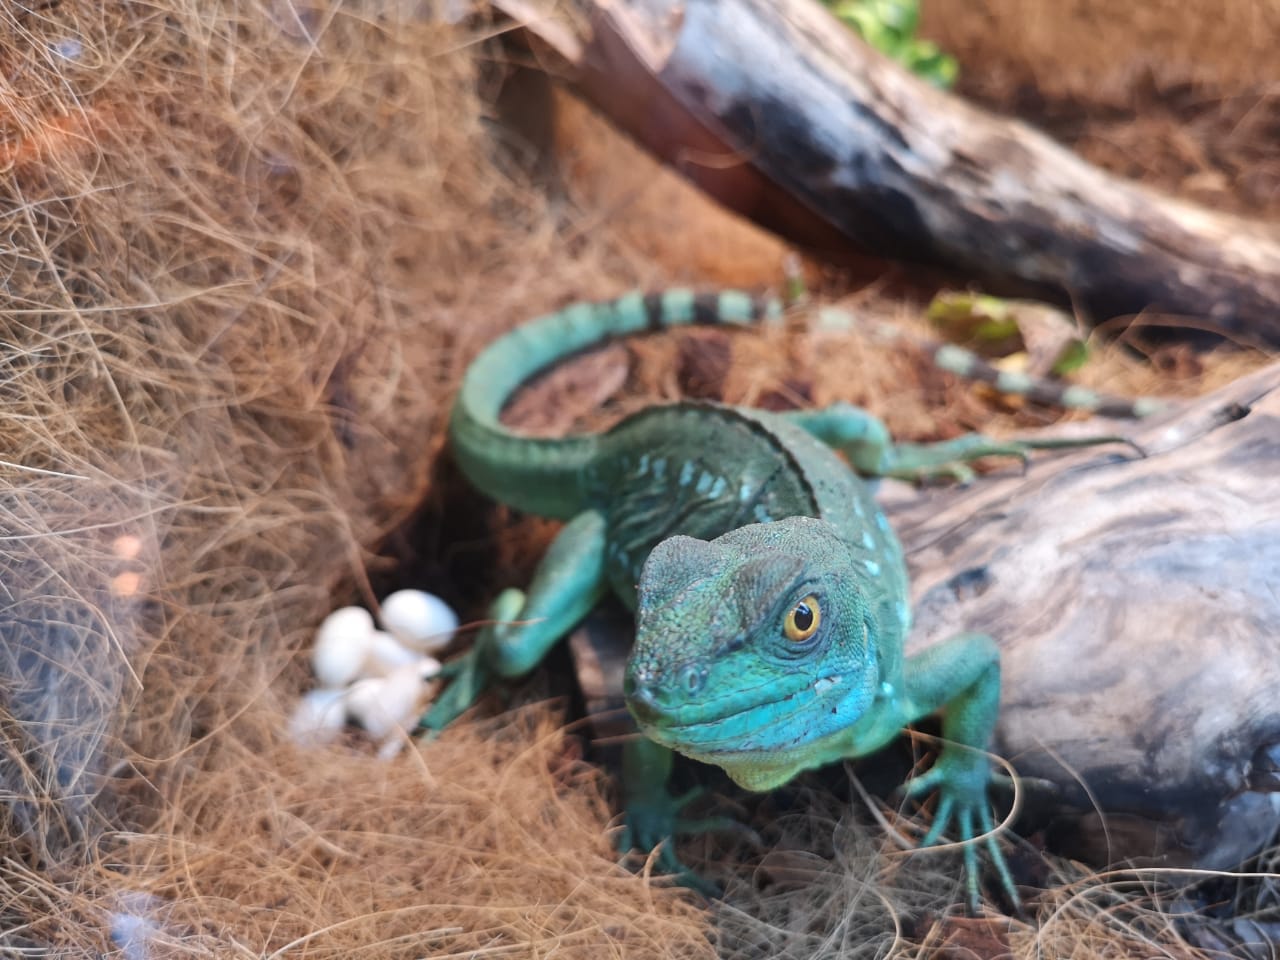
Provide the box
[822,0,957,88]
[926,292,1023,352]
[1051,339,1090,375]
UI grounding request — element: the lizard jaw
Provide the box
[626,666,871,768]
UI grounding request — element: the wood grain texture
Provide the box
[888,362,1280,867]
[498,0,1280,342]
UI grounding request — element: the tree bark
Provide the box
[499,0,1280,344]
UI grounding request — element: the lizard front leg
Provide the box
[617,737,736,894]
[899,631,1019,913]
[422,510,608,730]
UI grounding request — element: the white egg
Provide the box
[312,606,376,687]
[345,661,434,740]
[379,589,458,653]
[365,629,419,676]
[287,688,348,746]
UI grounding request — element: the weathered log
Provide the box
[568,363,1280,870]
[497,0,1280,344]
[890,362,1280,869]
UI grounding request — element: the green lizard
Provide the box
[426,289,1147,911]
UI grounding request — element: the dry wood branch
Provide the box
[500,0,1280,343]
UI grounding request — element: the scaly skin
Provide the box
[429,289,1146,910]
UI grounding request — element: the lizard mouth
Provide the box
[625,665,812,721]
[625,672,834,756]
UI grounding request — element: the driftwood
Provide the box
[498,0,1280,344]
[888,362,1280,869]
[570,363,1280,871]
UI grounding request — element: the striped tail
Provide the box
[449,289,781,519]
[929,343,1164,418]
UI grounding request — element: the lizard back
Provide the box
[587,403,910,636]
[449,288,1155,520]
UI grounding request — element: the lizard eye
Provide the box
[783,595,821,642]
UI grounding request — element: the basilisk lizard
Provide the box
[425,289,1147,911]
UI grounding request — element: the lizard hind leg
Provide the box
[879,433,1135,485]
[421,509,609,730]
[783,401,1131,484]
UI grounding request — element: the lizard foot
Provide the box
[419,588,525,732]
[418,644,492,731]
[902,750,1021,915]
[618,784,740,896]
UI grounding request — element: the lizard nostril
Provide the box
[682,664,706,695]
[626,680,660,723]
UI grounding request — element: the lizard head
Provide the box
[625,516,884,791]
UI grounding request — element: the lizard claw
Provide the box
[418,588,527,733]
[903,752,1021,915]
[618,783,745,896]
[418,644,491,732]
[889,462,979,486]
